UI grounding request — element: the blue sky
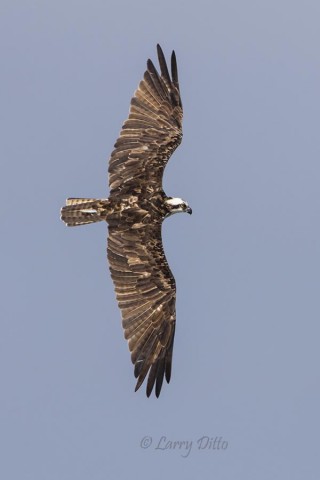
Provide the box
[1,1,320,478]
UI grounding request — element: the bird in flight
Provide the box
[61,45,191,397]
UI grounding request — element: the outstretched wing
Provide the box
[108,44,183,196]
[107,218,176,397]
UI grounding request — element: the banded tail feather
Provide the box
[61,198,109,227]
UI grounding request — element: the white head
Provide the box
[164,197,192,217]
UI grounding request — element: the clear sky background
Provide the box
[1,1,319,478]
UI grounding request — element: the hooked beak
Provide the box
[186,206,192,215]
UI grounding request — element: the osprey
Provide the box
[61,45,191,397]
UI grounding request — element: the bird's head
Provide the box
[164,197,192,217]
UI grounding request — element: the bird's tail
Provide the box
[60,198,110,227]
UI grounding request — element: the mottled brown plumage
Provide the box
[61,45,191,397]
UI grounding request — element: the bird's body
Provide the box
[61,45,191,397]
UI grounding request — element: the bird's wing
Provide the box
[107,216,176,397]
[108,44,183,196]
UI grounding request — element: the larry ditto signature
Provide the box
[140,435,229,458]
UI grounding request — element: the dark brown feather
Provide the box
[108,45,183,196]
[107,222,176,397]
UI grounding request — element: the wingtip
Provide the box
[134,379,154,398]
[155,44,164,66]
[134,383,140,393]
[171,50,179,86]
[146,58,154,70]
[156,44,171,87]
